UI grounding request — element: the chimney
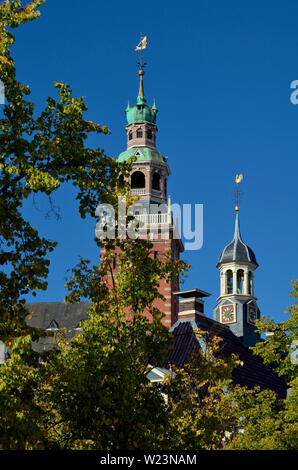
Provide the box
[174,288,211,320]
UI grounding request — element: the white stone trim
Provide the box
[178,310,202,317]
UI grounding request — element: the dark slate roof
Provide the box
[166,314,287,399]
[218,212,258,266]
[25,302,92,353]
[25,302,286,399]
[26,302,91,330]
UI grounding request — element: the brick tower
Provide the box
[109,66,184,328]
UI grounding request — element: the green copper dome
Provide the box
[125,69,158,125]
[118,146,167,163]
[125,102,157,125]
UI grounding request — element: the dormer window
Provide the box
[75,320,84,330]
[47,320,59,330]
[136,128,143,138]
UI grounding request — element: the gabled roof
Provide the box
[166,314,287,399]
[26,302,92,353]
[26,302,91,330]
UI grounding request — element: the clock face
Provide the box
[221,305,235,324]
[247,306,257,325]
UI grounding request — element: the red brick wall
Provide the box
[101,237,181,328]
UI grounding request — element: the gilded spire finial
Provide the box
[233,174,243,212]
[135,34,147,104]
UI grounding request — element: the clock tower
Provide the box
[213,206,260,348]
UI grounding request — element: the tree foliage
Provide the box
[227,280,298,450]
[0,1,297,452]
[0,0,130,342]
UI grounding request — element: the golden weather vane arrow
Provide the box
[135,34,148,103]
[135,34,147,70]
[234,173,244,212]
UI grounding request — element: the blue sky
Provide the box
[5,0,298,324]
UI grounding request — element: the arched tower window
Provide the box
[237,269,244,294]
[131,171,145,189]
[248,271,253,295]
[152,172,161,191]
[226,270,233,294]
[147,129,153,139]
[136,128,143,138]
[128,131,133,140]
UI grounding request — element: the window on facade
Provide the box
[154,251,158,260]
[152,172,161,191]
[128,131,133,140]
[131,171,145,189]
[226,270,233,294]
[147,129,153,139]
[113,256,117,270]
[136,128,143,138]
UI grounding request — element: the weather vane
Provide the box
[233,174,243,212]
[135,34,147,71]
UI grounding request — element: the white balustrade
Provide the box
[130,188,146,196]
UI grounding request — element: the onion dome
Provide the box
[217,212,258,266]
[125,70,158,125]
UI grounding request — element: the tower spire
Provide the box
[137,68,146,104]
[136,34,147,105]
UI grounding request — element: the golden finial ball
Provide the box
[235,206,240,212]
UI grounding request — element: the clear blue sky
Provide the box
[7,0,298,324]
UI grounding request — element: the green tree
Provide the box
[0,0,130,344]
[30,239,189,450]
[17,239,242,451]
[0,0,129,448]
[227,280,298,450]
